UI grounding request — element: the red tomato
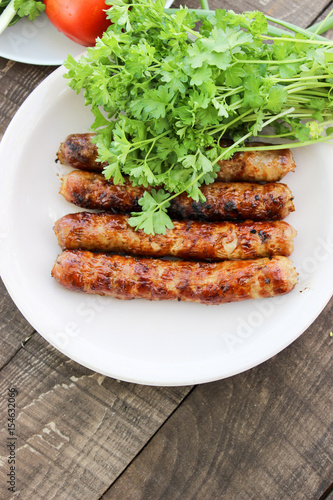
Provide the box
[44,0,112,47]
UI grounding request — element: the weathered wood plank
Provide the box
[0,59,53,138]
[0,2,332,499]
[0,278,35,368]
[0,332,193,499]
[103,298,333,500]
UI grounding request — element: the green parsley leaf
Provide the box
[14,0,44,21]
[243,74,264,108]
[128,189,174,235]
[266,85,288,112]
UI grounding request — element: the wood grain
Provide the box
[0,1,332,498]
[0,59,53,139]
[0,333,192,499]
[103,298,333,500]
[0,278,35,369]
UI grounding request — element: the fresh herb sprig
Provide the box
[64,0,333,235]
[0,0,44,34]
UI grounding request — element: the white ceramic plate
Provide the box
[0,1,175,66]
[0,64,332,386]
[0,13,85,65]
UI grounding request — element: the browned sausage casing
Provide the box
[57,133,296,181]
[59,171,295,221]
[51,251,298,304]
[218,142,295,181]
[57,133,102,172]
[54,212,297,260]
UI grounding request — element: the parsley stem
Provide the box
[0,0,16,35]
[144,139,157,163]
[207,109,253,135]
[232,57,307,64]
[237,133,333,151]
[228,99,243,111]
[290,91,330,99]
[130,130,170,148]
[272,74,333,82]
[265,15,329,41]
[258,132,296,138]
[307,9,333,38]
[287,83,333,93]
[213,131,254,166]
[200,0,210,10]
[260,35,333,45]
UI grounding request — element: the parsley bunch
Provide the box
[0,0,44,34]
[64,0,333,234]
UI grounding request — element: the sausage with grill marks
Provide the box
[57,133,102,172]
[54,212,297,260]
[59,170,295,221]
[57,133,296,181]
[51,251,298,304]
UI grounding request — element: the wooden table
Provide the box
[0,1,332,498]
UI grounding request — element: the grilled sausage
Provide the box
[57,133,296,181]
[60,170,144,214]
[218,142,296,181]
[57,133,102,172]
[54,213,297,260]
[59,171,295,221]
[51,251,298,304]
